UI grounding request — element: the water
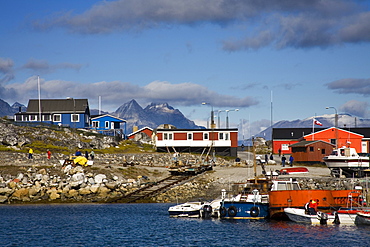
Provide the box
[0,203,369,247]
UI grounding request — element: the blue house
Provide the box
[91,114,126,138]
[14,98,90,128]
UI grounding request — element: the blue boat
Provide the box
[219,189,270,219]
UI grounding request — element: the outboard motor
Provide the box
[318,212,329,225]
[202,205,213,219]
[333,211,340,224]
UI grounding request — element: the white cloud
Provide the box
[339,100,369,118]
[3,77,258,112]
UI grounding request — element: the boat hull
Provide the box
[355,212,370,225]
[168,202,202,218]
[284,208,336,225]
[269,189,361,219]
[220,202,269,219]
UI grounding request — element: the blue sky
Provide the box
[1,0,370,137]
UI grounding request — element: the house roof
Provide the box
[273,127,370,139]
[289,140,335,147]
[26,99,89,113]
[91,114,126,122]
[272,128,325,139]
[127,126,153,137]
[156,128,238,132]
[304,127,364,138]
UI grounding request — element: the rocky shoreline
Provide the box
[1,151,369,204]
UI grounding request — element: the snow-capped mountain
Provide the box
[114,99,201,132]
[144,102,199,129]
[0,100,26,116]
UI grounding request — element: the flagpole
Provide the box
[38,75,41,122]
[312,116,315,140]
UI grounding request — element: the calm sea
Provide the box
[0,203,369,247]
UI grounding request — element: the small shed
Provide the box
[289,140,335,164]
[127,127,153,143]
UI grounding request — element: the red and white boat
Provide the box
[279,167,309,175]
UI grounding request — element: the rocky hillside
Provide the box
[0,118,123,153]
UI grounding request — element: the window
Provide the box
[30,115,37,121]
[321,149,326,154]
[204,133,209,140]
[164,133,168,140]
[105,121,109,128]
[310,147,314,152]
[71,114,79,122]
[53,114,61,122]
[169,133,173,140]
[188,133,192,140]
[281,144,289,151]
[225,133,229,140]
[330,139,337,146]
[43,115,51,121]
[219,133,224,140]
[92,121,99,128]
[15,115,22,121]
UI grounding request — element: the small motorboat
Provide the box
[355,212,370,225]
[336,207,370,225]
[200,198,222,219]
[168,202,203,218]
[284,208,336,225]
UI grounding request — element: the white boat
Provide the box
[168,202,203,218]
[355,212,370,225]
[323,147,370,178]
[284,208,336,225]
[200,198,222,219]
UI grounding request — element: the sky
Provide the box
[1,0,370,139]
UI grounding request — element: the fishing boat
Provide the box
[220,188,269,219]
[168,201,203,217]
[355,212,370,225]
[284,208,336,225]
[269,186,364,219]
[323,147,370,178]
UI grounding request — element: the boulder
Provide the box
[90,184,100,193]
[79,187,91,195]
[12,188,29,200]
[94,174,107,184]
[0,195,8,203]
[0,187,12,195]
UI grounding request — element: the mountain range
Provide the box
[1,98,370,140]
[0,99,26,116]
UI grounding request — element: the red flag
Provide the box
[314,119,322,126]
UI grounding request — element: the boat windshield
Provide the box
[330,150,338,156]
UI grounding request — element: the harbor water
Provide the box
[0,203,369,247]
